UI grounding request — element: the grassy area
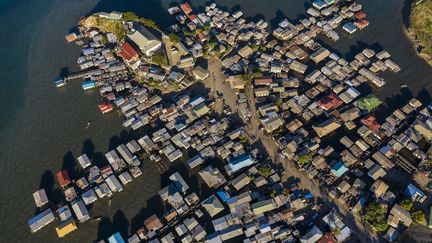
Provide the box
[80,12,158,41]
[81,15,126,40]
[355,94,382,112]
[409,0,432,62]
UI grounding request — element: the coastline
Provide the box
[402,0,432,65]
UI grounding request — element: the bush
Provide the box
[363,202,389,232]
[400,199,413,212]
[151,51,166,65]
[239,135,248,143]
[168,33,181,43]
[412,210,426,225]
[298,153,312,166]
[258,167,273,178]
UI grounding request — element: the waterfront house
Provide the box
[169,172,190,194]
[81,80,95,90]
[71,199,90,223]
[32,189,49,208]
[55,218,77,238]
[28,209,55,233]
[108,232,125,243]
[56,170,71,189]
[343,22,357,34]
[180,3,192,14]
[77,154,92,169]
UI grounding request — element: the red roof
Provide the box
[354,11,367,19]
[361,114,381,132]
[180,3,192,14]
[318,93,344,110]
[98,102,113,114]
[189,14,197,21]
[144,214,163,231]
[254,78,273,86]
[318,232,337,243]
[355,19,369,29]
[119,42,139,61]
[197,32,207,42]
[56,170,71,188]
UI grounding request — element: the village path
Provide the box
[201,57,378,242]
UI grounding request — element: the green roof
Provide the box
[355,94,382,112]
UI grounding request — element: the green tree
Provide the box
[122,11,158,29]
[269,189,277,198]
[239,135,248,143]
[276,98,283,106]
[252,44,260,52]
[298,153,312,166]
[412,210,426,225]
[400,199,413,212]
[258,167,273,178]
[168,33,181,43]
[151,51,166,66]
[363,202,389,232]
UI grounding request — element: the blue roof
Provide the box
[81,80,95,89]
[217,191,230,202]
[304,193,314,199]
[343,22,357,33]
[229,154,254,172]
[114,96,125,106]
[405,183,425,198]
[108,232,125,243]
[313,0,326,9]
[225,196,238,205]
[331,162,348,177]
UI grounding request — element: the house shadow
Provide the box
[37,170,64,211]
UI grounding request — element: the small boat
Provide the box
[85,120,92,129]
[400,84,408,88]
[92,216,103,222]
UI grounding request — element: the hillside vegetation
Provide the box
[409,0,432,63]
[79,12,158,41]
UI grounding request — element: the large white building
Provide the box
[127,25,162,56]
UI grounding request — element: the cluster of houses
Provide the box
[45,1,432,242]
[28,140,148,237]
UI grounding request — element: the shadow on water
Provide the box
[37,170,64,214]
[95,217,113,242]
[62,151,84,179]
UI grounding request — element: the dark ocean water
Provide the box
[0,0,431,242]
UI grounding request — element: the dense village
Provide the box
[29,0,432,242]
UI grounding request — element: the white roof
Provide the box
[77,154,92,169]
[105,174,123,192]
[71,199,90,223]
[118,171,133,185]
[33,189,49,207]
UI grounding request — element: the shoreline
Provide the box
[402,0,432,65]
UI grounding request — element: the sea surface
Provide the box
[0,0,431,242]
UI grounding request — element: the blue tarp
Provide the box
[331,162,348,178]
[217,191,230,202]
[229,154,255,172]
[108,232,125,243]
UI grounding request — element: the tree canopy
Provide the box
[363,202,389,232]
